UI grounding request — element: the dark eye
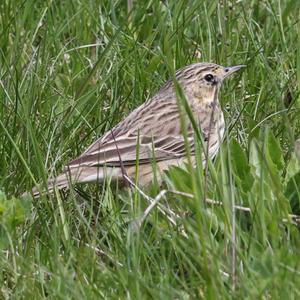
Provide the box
[204,74,214,82]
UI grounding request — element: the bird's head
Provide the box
[176,62,245,103]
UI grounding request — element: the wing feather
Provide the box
[67,97,199,169]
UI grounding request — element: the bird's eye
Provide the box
[204,74,214,82]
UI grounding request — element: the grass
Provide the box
[1,0,300,298]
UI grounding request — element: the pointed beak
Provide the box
[223,65,246,79]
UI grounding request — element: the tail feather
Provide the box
[28,166,121,198]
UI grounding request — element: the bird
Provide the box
[31,62,244,197]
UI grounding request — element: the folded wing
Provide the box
[66,98,203,170]
[66,133,195,169]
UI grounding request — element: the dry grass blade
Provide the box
[167,190,300,225]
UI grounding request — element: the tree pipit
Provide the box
[31,62,244,197]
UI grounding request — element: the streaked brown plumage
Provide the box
[32,62,244,197]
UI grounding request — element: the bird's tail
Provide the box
[32,172,72,198]
[26,166,113,198]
